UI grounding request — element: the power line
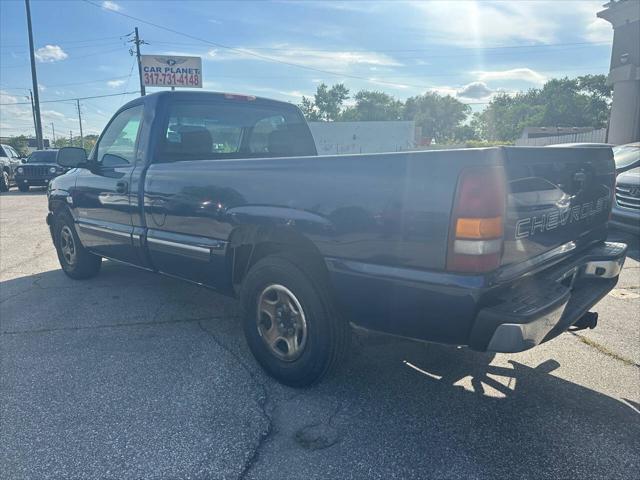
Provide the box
[146,39,611,53]
[82,0,612,93]
[0,35,126,48]
[1,40,127,54]
[1,75,132,90]
[0,90,140,106]
[0,46,128,69]
[78,0,447,91]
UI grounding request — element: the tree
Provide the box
[403,92,471,143]
[6,135,29,155]
[299,96,320,121]
[53,134,98,154]
[299,83,350,121]
[340,90,404,121]
[475,75,612,141]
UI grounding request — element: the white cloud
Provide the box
[0,90,19,105]
[457,82,494,99]
[428,86,459,97]
[474,68,547,85]
[204,45,401,70]
[107,79,126,88]
[584,17,612,43]
[237,85,312,101]
[102,1,121,12]
[410,0,613,47]
[412,1,559,46]
[41,110,66,120]
[367,78,410,90]
[35,45,68,63]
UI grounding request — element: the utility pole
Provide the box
[25,0,43,149]
[28,89,37,139]
[128,27,146,96]
[69,130,73,145]
[76,99,84,149]
[50,122,55,145]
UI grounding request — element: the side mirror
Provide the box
[21,158,27,164]
[56,147,87,168]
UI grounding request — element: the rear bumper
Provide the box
[469,242,627,353]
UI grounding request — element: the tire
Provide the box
[53,210,102,279]
[0,170,9,192]
[240,255,350,387]
[18,183,29,192]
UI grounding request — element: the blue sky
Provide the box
[0,0,614,138]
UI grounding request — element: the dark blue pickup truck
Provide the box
[47,91,627,386]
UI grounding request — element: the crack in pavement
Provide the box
[1,315,230,336]
[196,320,274,480]
[571,332,640,368]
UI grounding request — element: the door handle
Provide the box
[116,180,128,194]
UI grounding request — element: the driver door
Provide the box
[73,104,144,265]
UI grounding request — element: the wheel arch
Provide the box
[227,225,330,290]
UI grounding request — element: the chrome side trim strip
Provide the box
[78,223,131,238]
[147,237,211,255]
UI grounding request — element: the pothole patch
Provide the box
[609,288,640,299]
[295,423,340,450]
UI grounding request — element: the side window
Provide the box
[0,147,7,157]
[96,105,143,166]
[249,115,285,154]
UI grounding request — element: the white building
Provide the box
[308,121,416,155]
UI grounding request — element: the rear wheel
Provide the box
[240,255,350,387]
[53,211,102,279]
[18,183,29,192]
[0,170,9,192]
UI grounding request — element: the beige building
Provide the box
[597,0,640,145]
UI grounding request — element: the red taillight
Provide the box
[447,166,506,273]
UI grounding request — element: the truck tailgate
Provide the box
[501,146,615,268]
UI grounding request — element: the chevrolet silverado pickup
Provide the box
[47,91,627,386]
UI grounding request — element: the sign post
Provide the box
[140,55,202,89]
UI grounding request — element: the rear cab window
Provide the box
[156,98,316,162]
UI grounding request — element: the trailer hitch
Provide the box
[569,311,598,332]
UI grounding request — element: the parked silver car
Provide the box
[0,143,22,191]
[613,142,640,173]
[611,167,640,233]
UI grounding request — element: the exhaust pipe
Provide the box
[571,311,598,331]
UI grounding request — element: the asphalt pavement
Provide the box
[1,190,639,479]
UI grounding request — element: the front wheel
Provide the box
[18,183,29,192]
[240,255,350,387]
[53,211,102,279]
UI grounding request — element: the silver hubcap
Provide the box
[257,284,308,361]
[60,225,77,266]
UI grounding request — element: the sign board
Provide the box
[140,55,202,88]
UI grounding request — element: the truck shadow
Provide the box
[289,334,640,477]
[1,262,638,478]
